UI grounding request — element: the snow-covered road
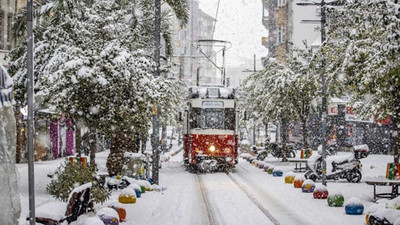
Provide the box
[16,149,392,225]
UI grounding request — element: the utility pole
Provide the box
[152,0,161,185]
[320,0,328,186]
[27,0,35,224]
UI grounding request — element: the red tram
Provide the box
[183,86,239,172]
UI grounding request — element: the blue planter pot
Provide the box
[272,170,283,177]
[134,189,141,198]
[345,204,364,215]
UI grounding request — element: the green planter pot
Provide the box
[328,194,344,207]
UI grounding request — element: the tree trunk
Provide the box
[75,122,81,157]
[281,118,288,162]
[302,117,308,149]
[106,133,126,176]
[161,124,167,152]
[89,128,97,167]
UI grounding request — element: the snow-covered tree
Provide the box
[244,59,298,160]
[10,0,188,175]
[324,0,400,162]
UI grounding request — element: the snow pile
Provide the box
[121,188,136,197]
[285,172,296,177]
[328,190,343,198]
[35,201,67,221]
[294,175,306,181]
[128,183,141,191]
[314,184,328,192]
[354,144,369,152]
[82,216,105,225]
[67,182,92,203]
[345,197,362,206]
[326,154,354,174]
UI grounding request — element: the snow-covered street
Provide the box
[16,147,393,225]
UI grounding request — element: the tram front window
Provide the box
[203,109,224,129]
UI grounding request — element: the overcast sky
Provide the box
[198,0,268,69]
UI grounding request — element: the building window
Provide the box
[278,26,286,43]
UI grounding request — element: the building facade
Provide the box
[171,0,216,86]
[0,0,26,66]
[262,0,321,62]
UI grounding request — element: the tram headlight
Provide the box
[209,145,216,152]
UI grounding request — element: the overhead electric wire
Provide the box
[212,0,221,38]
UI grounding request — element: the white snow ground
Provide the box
[16,147,392,225]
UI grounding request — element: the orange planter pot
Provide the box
[294,179,304,188]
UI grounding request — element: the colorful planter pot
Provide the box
[313,185,329,199]
[268,166,275,174]
[284,172,296,184]
[97,208,120,225]
[294,175,306,188]
[110,206,126,222]
[272,168,283,177]
[118,188,137,204]
[327,193,345,207]
[301,179,315,193]
[258,162,265,169]
[263,164,270,172]
[345,197,364,215]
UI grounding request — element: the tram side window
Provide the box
[203,109,224,129]
[225,108,235,130]
[189,108,202,129]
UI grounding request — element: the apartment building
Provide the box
[0,0,25,66]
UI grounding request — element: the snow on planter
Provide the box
[118,188,137,204]
[345,197,364,215]
[83,216,105,225]
[272,167,283,177]
[365,196,400,224]
[327,191,344,207]
[267,166,275,174]
[294,175,306,188]
[133,180,147,193]
[97,207,120,225]
[301,179,315,193]
[128,184,141,198]
[258,161,265,169]
[143,180,152,191]
[313,184,329,199]
[284,172,296,183]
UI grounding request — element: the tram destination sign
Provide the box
[202,101,224,108]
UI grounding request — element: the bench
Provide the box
[287,159,309,172]
[33,183,92,224]
[365,177,400,201]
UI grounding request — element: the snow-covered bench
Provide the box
[365,177,400,201]
[33,183,92,224]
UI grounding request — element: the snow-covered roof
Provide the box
[189,86,235,99]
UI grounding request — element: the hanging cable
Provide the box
[212,0,221,38]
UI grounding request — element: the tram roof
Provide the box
[189,86,235,99]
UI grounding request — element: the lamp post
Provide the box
[152,0,161,185]
[27,0,35,224]
[320,0,328,186]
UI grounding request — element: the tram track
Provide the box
[196,170,278,225]
[226,172,281,225]
[196,174,218,225]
